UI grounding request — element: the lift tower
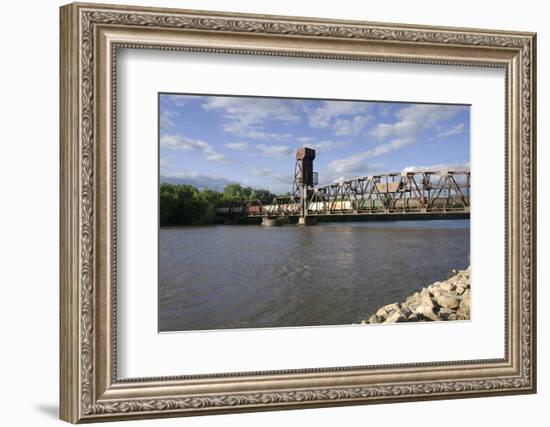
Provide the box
[293,147,318,225]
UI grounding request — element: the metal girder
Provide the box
[216,170,470,218]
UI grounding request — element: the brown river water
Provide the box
[158,220,470,332]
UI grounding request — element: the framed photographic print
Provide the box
[60,2,537,423]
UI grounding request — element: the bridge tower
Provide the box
[293,147,318,225]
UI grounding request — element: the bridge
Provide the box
[216,147,470,225]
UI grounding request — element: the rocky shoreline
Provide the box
[362,266,471,324]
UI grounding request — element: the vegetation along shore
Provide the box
[362,266,471,324]
[160,183,278,226]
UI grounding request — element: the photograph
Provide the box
[158,94,471,332]
[56,2,536,422]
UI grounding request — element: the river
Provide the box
[159,220,470,332]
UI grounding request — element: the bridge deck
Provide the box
[242,209,470,218]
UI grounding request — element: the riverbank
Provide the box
[362,266,471,324]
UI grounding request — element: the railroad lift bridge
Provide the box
[216,147,470,226]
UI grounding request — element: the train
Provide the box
[216,196,469,217]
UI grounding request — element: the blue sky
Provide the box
[159,94,470,194]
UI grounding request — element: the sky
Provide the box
[159,94,470,194]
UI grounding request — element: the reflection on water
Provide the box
[159,220,470,332]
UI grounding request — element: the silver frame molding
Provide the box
[60,2,537,423]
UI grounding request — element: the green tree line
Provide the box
[160,183,278,226]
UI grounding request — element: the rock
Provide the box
[375,303,399,321]
[428,281,440,290]
[382,303,399,314]
[385,309,406,323]
[438,281,455,292]
[407,312,420,322]
[432,288,461,310]
[361,265,471,324]
[419,288,432,301]
[365,314,379,324]
[399,304,413,319]
[364,303,399,324]
[413,296,439,321]
[456,291,471,320]
[403,292,421,310]
[438,308,458,321]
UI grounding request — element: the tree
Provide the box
[196,189,223,224]
[222,183,247,200]
[252,188,276,202]
[159,182,281,226]
[159,183,207,226]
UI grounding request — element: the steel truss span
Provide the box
[216,170,470,219]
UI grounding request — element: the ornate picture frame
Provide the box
[60,2,536,423]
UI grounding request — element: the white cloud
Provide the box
[160,109,178,130]
[161,171,236,191]
[204,152,233,163]
[161,167,292,194]
[256,144,294,159]
[203,97,298,123]
[248,166,288,181]
[225,142,249,151]
[402,162,470,173]
[160,134,233,164]
[225,142,294,159]
[327,138,415,175]
[401,163,470,186]
[378,104,392,117]
[308,140,335,151]
[161,94,196,106]
[331,115,372,136]
[221,122,292,140]
[202,97,298,140]
[161,134,209,151]
[319,163,384,186]
[159,157,172,168]
[370,104,465,141]
[306,140,349,153]
[247,166,292,194]
[306,101,371,128]
[437,123,465,138]
[310,140,334,150]
[297,136,314,144]
[224,139,346,158]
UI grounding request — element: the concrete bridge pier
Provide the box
[261,217,286,226]
[298,216,317,226]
